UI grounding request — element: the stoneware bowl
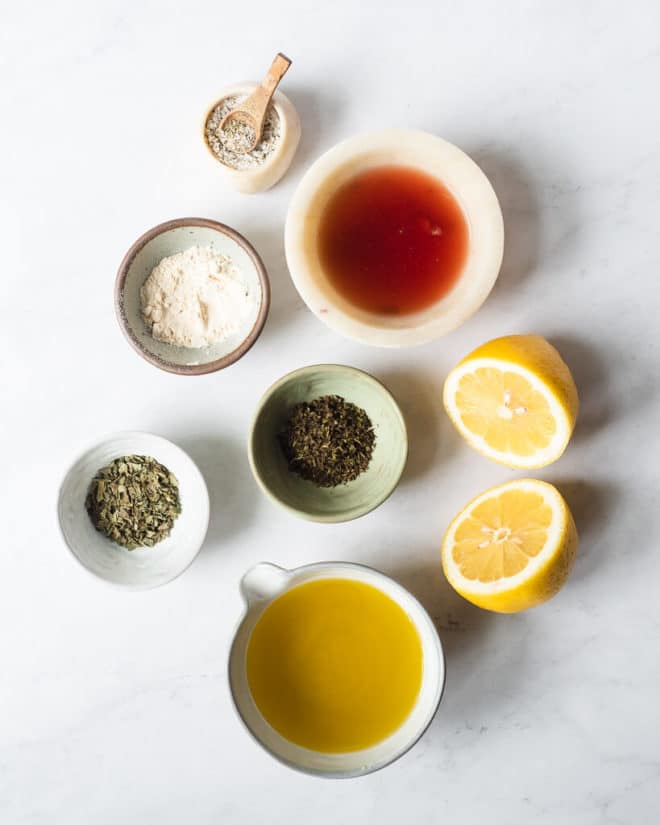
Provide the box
[202,83,301,194]
[115,218,270,375]
[285,129,504,347]
[229,562,445,777]
[248,364,407,523]
[57,432,209,589]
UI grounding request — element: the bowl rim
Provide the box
[56,430,210,590]
[114,217,271,375]
[227,560,447,778]
[284,128,504,348]
[247,363,409,523]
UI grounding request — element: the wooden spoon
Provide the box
[218,53,292,154]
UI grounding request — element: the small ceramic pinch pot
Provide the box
[285,129,504,347]
[229,562,446,778]
[202,83,301,194]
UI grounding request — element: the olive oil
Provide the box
[246,578,423,753]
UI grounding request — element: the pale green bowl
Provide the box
[248,365,408,523]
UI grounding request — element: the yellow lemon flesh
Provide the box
[441,479,578,613]
[443,335,579,469]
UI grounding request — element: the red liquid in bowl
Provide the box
[318,165,469,315]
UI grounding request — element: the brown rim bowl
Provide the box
[115,218,270,375]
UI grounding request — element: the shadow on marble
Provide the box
[385,554,495,671]
[174,434,257,552]
[554,478,620,582]
[242,86,345,346]
[242,225,307,345]
[551,335,612,442]
[470,148,542,302]
[284,84,345,180]
[386,553,528,726]
[378,368,461,484]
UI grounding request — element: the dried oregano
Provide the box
[278,395,376,488]
[85,455,181,550]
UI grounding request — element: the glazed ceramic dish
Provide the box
[202,84,301,194]
[57,432,209,589]
[285,129,504,347]
[248,364,407,523]
[115,218,270,375]
[229,562,445,778]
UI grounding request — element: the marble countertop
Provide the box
[2,1,659,822]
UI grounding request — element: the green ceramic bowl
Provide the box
[248,365,408,523]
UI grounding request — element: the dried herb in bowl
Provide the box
[85,455,181,550]
[278,395,376,488]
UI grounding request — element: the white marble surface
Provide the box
[2,2,659,822]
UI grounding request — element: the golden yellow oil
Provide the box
[246,577,423,753]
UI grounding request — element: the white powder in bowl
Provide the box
[140,245,255,348]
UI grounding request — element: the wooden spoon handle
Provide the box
[241,53,292,124]
[264,53,292,95]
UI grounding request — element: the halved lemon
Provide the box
[443,335,579,469]
[441,479,578,613]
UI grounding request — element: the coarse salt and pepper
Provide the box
[205,95,281,170]
[202,84,301,193]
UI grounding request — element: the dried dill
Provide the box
[278,395,376,487]
[85,455,181,550]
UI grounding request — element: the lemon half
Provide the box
[443,335,579,469]
[441,478,578,613]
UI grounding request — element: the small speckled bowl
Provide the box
[115,218,270,375]
[248,365,408,523]
[57,432,210,589]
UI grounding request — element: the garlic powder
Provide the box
[140,245,254,348]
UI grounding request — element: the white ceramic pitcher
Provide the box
[228,561,446,778]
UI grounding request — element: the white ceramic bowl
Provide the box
[115,218,270,375]
[229,562,445,777]
[57,432,209,589]
[202,83,301,194]
[285,129,504,347]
